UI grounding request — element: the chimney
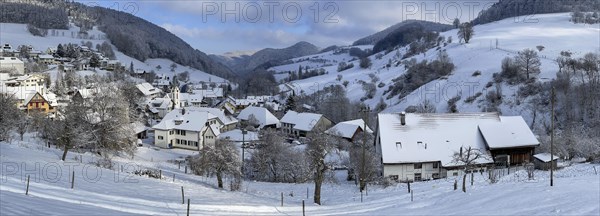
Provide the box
[400,111,406,126]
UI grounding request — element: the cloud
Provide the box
[147,1,498,54]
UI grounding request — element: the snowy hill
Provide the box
[1,136,598,215]
[0,22,229,84]
[270,13,600,123]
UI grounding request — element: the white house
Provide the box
[325,119,373,142]
[152,108,222,150]
[136,82,162,99]
[0,57,25,74]
[237,106,279,129]
[146,95,173,119]
[37,54,55,65]
[376,112,538,182]
[280,111,333,137]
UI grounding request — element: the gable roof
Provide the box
[152,108,217,132]
[478,116,540,149]
[377,113,497,166]
[186,107,238,126]
[280,111,324,131]
[136,82,162,97]
[326,119,373,139]
[237,106,279,128]
[533,153,558,163]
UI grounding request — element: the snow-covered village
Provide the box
[0,0,599,215]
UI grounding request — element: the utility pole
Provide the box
[359,106,370,192]
[241,129,247,175]
[550,87,555,187]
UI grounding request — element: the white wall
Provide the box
[383,162,445,182]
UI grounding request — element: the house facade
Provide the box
[0,57,25,74]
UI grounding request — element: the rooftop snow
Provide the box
[479,116,540,149]
[326,119,372,139]
[152,108,218,132]
[280,111,325,132]
[237,106,279,128]
[377,113,498,166]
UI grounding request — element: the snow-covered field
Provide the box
[270,13,600,122]
[0,23,228,84]
[1,133,599,215]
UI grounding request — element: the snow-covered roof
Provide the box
[136,82,162,97]
[246,95,272,102]
[186,107,238,126]
[76,88,96,99]
[191,88,223,98]
[377,113,497,166]
[237,106,279,128]
[38,54,54,59]
[152,108,217,132]
[326,119,372,139]
[533,153,559,163]
[479,116,539,149]
[218,129,260,142]
[147,96,172,109]
[280,111,324,132]
[0,57,23,64]
[131,122,149,134]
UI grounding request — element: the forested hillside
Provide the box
[473,0,600,25]
[0,0,236,80]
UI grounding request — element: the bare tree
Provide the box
[458,22,474,43]
[248,129,307,182]
[416,99,437,113]
[515,49,541,80]
[451,146,489,192]
[0,93,20,142]
[190,139,241,188]
[306,127,338,205]
[16,112,28,141]
[347,131,379,190]
[55,102,93,161]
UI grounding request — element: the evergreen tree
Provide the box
[298,65,303,79]
[89,54,100,69]
[56,44,65,57]
[285,95,296,111]
[129,62,134,74]
[453,18,460,28]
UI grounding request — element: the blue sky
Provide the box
[83,1,497,55]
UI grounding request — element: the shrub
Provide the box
[472,70,482,76]
[464,92,482,103]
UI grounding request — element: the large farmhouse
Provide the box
[376,112,539,182]
[280,111,333,137]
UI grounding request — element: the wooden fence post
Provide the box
[186,199,190,216]
[471,172,474,186]
[302,199,305,216]
[159,170,162,179]
[185,166,187,174]
[453,179,457,190]
[411,190,413,202]
[360,190,363,203]
[173,174,175,182]
[407,181,411,193]
[71,171,75,189]
[306,187,309,199]
[26,175,30,195]
[181,186,185,204]
[281,192,283,206]
[594,166,598,175]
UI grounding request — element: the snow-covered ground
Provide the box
[0,23,228,84]
[269,13,600,123]
[1,133,599,215]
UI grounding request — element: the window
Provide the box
[158,136,164,140]
[169,131,174,135]
[414,163,422,169]
[181,130,186,136]
[389,175,399,181]
[433,162,439,169]
[414,173,422,181]
[176,130,180,135]
[181,140,187,145]
[176,139,180,144]
[453,172,458,176]
[432,173,440,179]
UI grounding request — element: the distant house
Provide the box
[2,74,47,91]
[37,54,55,65]
[72,88,97,104]
[376,112,538,182]
[237,106,279,129]
[280,111,333,137]
[325,119,373,142]
[533,153,558,170]
[146,95,173,119]
[132,122,149,139]
[152,108,222,150]
[0,57,25,74]
[136,82,162,99]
